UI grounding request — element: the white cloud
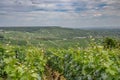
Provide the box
[0,0,120,28]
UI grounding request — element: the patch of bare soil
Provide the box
[43,66,66,80]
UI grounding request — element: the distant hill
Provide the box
[0,27,120,39]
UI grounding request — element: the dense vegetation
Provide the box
[0,27,120,80]
[0,45,46,80]
[0,40,120,80]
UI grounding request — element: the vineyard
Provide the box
[0,27,120,80]
[0,41,120,80]
[0,0,120,79]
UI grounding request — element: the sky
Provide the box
[0,0,120,28]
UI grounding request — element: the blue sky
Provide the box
[0,0,120,28]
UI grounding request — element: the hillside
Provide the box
[0,27,120,48]
[0,27,120,39]
[0,27,120,80]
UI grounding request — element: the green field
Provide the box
[0,27,120,48]
[0,27,120,80]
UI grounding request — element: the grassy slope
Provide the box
[0,27,120,48]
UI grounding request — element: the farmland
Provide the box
[0,27,120,80]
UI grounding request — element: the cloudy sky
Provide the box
[0,0,120,28]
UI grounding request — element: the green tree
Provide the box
[103,37,116,49]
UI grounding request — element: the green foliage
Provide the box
[103,37,116,49]
[0,45,46,80]
[0,37,120,80]
[0,47,6,78]
[46,45,120,80]
[0,35,4,39]
[103,37,120,49]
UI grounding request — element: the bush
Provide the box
[103,37,117,49]
[0,35,4,39]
